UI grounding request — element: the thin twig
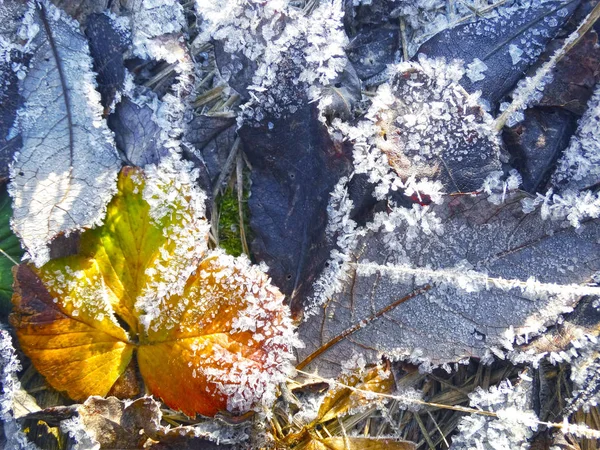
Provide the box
[0,248,18,265]
[236,151,250,256]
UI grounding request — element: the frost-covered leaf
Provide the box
[417,0,578,108]
[11,262,135,400]
[537,29,600,115]
[298,194,600,376]
[107,97,169,167]
[9,1,120,267]
[503,108,576,193]
[0,186,23,316]
[370,57,503,193]
[10,160,296,417]
[85,12,130,110]
[552,82,600,192]
[239,104,351,315]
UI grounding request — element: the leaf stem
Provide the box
[296,285,432,370]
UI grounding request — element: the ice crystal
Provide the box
[195,0,348,122]
[451,377,538,450]
[0,329,39,450]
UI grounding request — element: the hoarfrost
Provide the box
[195,0,348,121]
[450,377,538,450]
[9,0,120,267]
[299,194,600,376]
[129,0,185,63]
[0,329,39,450]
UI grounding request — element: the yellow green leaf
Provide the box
[10,158,295,417]
[11,262,133,400]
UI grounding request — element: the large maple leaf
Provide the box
[9,157,296,417]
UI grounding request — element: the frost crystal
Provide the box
[136,155,210,331]
[0,329,39,450]
[466,58,487,83]
[195,0,348,121]
[451,378,538,450]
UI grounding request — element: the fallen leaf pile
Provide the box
[9,158,296,417]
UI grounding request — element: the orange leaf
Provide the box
[11,262,133,400]
[10,159,296,416]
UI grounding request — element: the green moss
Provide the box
[217,177,251,257]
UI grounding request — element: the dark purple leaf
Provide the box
[85,13,130,110]
[417,0,579,109]
[239,104,351,316]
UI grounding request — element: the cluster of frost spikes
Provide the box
[521,189,600,228]
[450,376,538,450]
[480,169,523,205]
[0,329,39,450]
[195,0,348,121]
[136,154,210,332]
[307,176,360,316]
[552,82,600,191]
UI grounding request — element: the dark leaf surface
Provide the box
[503,108,577,193]
[240,105,351,316]
[346,26,399,80]
[85,13,130,110]
[417,0,579,109]
[298,195,600,376]
[537,29,600,115]
[108,96,169,167]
